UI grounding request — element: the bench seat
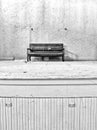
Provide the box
[28,51,64,56]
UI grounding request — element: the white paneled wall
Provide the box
[0,97,96,130]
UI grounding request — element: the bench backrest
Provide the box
[29,43,64,51]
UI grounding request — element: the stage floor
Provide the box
[0,61,96,130]
[0,60,97,79]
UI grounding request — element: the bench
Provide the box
[27,43,65,61]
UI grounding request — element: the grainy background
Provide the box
[0,0,97,60]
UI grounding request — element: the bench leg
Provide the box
[29,56,31,61]
[62,55,64,61]
[27,55,31,61]
[41,57,44,61]
[27,55,29,61]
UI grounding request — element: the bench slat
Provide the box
[28,51,63,56]
[30,44,64,51]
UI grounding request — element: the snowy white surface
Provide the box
[0,60,97,79]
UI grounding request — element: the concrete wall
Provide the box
[0,0,97,60]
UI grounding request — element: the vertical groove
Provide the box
[81,98,83,130]
[33,98,35,130]
[22,98,24,130]
[16,98,18,130]
[50,98,52,130]
[94,98,96,130]
[36,98,37,130]
[68,98,69,130]
[10,98,12,130]
[55,98,56,130]
[19,98,20,130]
[48,98,50,130]
[93,98,95,130]
[45,98,46,130]
[25,99,26,130]
[73,98,75,130]
[79,99,81,130]
[0,99,2,130]
[5,98,7,130]
[28,98,29,130]
[38,98,40,130]
[1,99,3,130]
[90,98,92,130]
[95,98,97,130]
[42,99,43,130]
[29,98,33,130]
[85,98,87,130]
[62,98,64,130]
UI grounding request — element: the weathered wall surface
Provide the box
[0,0,97,60]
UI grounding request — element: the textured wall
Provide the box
[0,0,97,60]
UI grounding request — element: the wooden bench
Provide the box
[27,43,65,61]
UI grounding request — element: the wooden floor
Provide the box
[0,60,97,79]
[0,60,97,97]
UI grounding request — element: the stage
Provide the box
[0,60,97,97]
[0,60,97,79]
[0,61,97,130]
